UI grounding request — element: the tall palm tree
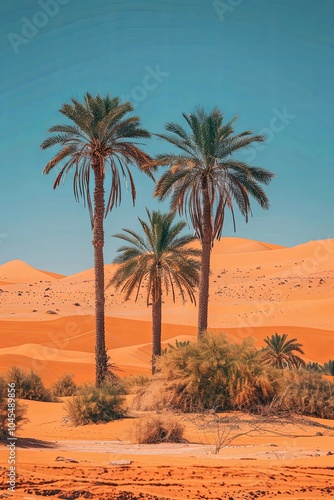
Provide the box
[154,106,275,334]
[40,93,154,386]
[109,209,200,373]
[262,333,306,370]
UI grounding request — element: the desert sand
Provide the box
[1,237,334,499]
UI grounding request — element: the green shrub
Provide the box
[66,382,126,425]
[305,362,324,373]
[279,370,334,419]
[4,366,54,402]
[323,359,334,377]
[0,376,28,440]
[131,414,185,444]
[135,332,281,413]
[51,373,77,397]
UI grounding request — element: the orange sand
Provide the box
[0,237,334,499]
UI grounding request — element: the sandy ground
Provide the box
[0,237,334,498]
[1,399,334,499]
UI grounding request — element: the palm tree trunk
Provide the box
[151,281,162,375]
[198,180,212,335]
[92,161,108,386]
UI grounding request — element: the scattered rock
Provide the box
[74,303,81,306]
[108,460,133,466]
[55,456,79,463]
[316,431,323,436]
[46,310,57,315]
[327,451,334,455]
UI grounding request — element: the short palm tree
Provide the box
[109,209,200,373]
[40,93,154,386]
[154,106,274,334]
[262,333,306,370]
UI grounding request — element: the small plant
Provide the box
[131,414,185,444]
[305,362,324,373]
[280,370,334,419]
[4,366,54,402]
[51,373,77,397]
[186,412,264,455]
[0,376,28,440]
[323,359,334,377]
[122,374,150,394]
[162,339,191,355]
[65,382,126,425]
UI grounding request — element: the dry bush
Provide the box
[51,373,77,397]
[134,333,282,413]
[0,376,28,440]
[131,413,185,444]
[3,366,55,402]
[66,382,126,425]
[279,370,334,419]
[122,374,151,394]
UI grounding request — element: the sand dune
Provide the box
[0,237,333,383]
[0,259,62,283]
[1,237,334,499]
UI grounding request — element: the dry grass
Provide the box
[131,413,185,444]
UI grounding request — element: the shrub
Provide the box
[65,382,126,425]
[122,374,151,394]
[305,362,324,373]
[134,333,282,413]
[323,359,334,377]
[0,376,28,440]
[51,373,77,397]
[279,370,334,419]
[4,366,54,402]
[131,414,185,444]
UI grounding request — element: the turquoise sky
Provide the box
[1,0,333,274]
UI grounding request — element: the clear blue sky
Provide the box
[1,0,333,275]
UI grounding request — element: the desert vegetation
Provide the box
[65,382,126,425]
[131,414,185,444]
[1,331,333,433]
[133,332,334,419]
[0,375,28,440]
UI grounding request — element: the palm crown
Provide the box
[110,209,201,305]
[40,93,154,222]
[262,333,306,370]
[154,106,274,240]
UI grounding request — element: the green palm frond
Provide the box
[40,92,153,226]
[154,106,274,242]
[261,333,306,370]
[108,210,200,306]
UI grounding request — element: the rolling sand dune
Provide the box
[1,237,334,499]
[0,237,333,381]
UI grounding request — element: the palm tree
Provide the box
[40,93,154,386]
[155,107,274,334]
[261,333,306,370]
[154,106,274,334]
[108,209,200,373]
